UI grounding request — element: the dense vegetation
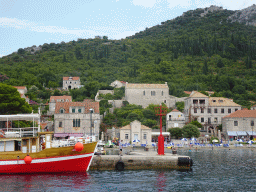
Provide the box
[0,8,256,109]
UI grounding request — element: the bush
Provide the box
[168,128,183,139]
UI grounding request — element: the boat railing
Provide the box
[1,127,38,138]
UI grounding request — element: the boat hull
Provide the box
[0,142,97,174]
[0,153,93,174]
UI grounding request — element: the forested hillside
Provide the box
[1,6,256,108]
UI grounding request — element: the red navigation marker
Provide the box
[155,105,168,155]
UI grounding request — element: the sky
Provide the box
[0,0,255,57]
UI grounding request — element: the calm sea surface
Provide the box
[1,148,256,192]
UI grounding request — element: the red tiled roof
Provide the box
[40,123,48,130]
[224,109,256,118]
[55,101,99,114]
[171,109,180,112]
[63,77,80,81]
[184,91,192,95]
[13,86,26,90]
[50,95,72,102]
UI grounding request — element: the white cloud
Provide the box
[166,0,193,9]
[132,0,157,8]
[0,54,5,58]
[0,17,97,36]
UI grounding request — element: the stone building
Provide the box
[119,120,151,145]
[166,109,185,129]
[47,95,72,115]
[62,77,82,90]
[184,91,241,134]
[222,109,256,140]
[125,82,183,108]
[54,99,100,139]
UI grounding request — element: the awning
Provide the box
[151,132,170,136]
[0,114,40,121]
[227,131,247,136]
[236,131,247,136]
[247,131,256,136]
[54,133,83,137]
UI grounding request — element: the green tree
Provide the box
[168,128,183,139]
[175,102,184,112]
[182,124,200,138]
[0,83,32,114]
[190,120,203,128]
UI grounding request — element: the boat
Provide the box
[0,113,97,174]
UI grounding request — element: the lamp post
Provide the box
[89,108,93,142]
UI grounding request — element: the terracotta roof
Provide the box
[40,122,48,130]
[209,97,240,107]
[189,91,208,98]
[126,83,168,89]
[55,101,99,114]
[50,95,72,102]
[171,109,180,112]
[224,109,256,118]
[63,77,80,81]
[13,86,26,90]
[184,91,192,95]
[120,123,151,130]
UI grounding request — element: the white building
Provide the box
[222,109,256,140]
[13,86,29,103]
[184,91,241,134]
[119,120,151,145]
[63,77,82,90]
[166,109,185,129]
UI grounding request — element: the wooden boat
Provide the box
[0,113,97,174]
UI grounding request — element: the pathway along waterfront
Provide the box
[0,148,256,191]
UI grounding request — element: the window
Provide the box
[235,108,238,111]
[164,100,166,103]
[228,108,231,113]
[174,123,178,127]
[234,121,238,126]
[251,121,254,126]
[60,109,64,114]
[208,118,211,123]
[169,115,171,119]
[72,108,75,113]
[193,100,198,104]
[125,134,129,139]
[201,108,204,113]
[66,81,67,84]
[162,91,164,96]
[78,108,81,113]
[213,100,216,102]
[199,100,205,104]
[208,108,211,113]
[59,121,62,127]
[143,134,147,139]
[194,108,197,113]
[151,91,155,96]
[143,91,145,96]
[221,108,224,113]
[214,108,218,113]
[214,118,218,123]
[75,82,76,84]
[73,119,80,127]
[201,118,204,123]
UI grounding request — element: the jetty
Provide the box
[90,148,192,171]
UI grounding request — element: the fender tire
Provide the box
[115,161,125,171]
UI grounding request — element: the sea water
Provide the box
[1,148,256,192]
